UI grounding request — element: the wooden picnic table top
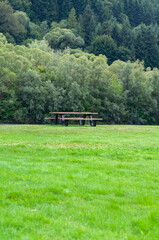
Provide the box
[49,112,98,115]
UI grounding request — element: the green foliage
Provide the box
[117,46,131,62]
[0,2,24,42]
[133,24,159,68]
[109,60,157,124]
[7,0,31,14]
[1,0,159,69]
[53,52,122,123]
[1,19,159,125]
[0,67,18,122]
[14,11,30,39]
[16,70,47,123]
[82,4,97,46]
[28,39,52,52]
[68,8,77,29]
[0,33,7,45]
[14,69,59,123]
[91,35,118,64]
[40,21,49,37]
[44,27,84,50]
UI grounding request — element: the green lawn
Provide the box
[0,125,159,240]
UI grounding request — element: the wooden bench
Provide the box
[45,112,103,126]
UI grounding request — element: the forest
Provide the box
[1,0,159,124]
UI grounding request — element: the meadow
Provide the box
[0,124,159,240]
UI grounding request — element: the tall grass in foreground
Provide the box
[0,125,159,240]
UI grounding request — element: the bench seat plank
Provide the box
[45,117,102,120]
[59,118,103,120]
[45,118,55,120]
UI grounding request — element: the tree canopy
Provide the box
[1,1,159,124]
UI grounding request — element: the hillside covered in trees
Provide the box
[1,0,159,124]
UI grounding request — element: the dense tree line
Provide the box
[1,1,159,124]
[1,33,159,124]
[0,1,159,68]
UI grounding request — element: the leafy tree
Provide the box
[28,39,52,52]
[110,60,156,124]
[54,52,123,123]
[28,22,41,39]
[149,69,159,123]
[16,69,57,123]
[0,33,7,45]
[44,27,84,50]
[14,10,43,42]
[117,46,131,62]
[91,35,118,64]
[0,2,24,41]
[40,21,49,38]
[14,10,29,41]
[0,67,18,122]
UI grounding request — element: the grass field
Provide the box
[0,124,159,240]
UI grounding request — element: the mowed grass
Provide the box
[0,125,159,240]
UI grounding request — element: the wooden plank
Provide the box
[59,118,85,120]
[86,118,103,120]
[45,117,102,120]
[45,118,55,120]
[59,118,103,120]
[49,112,98,115]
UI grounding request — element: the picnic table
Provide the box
[45,112,103,126]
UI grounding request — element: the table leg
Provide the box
[89,115,94,126]
[65,120,68,126]
[94,120,97,127]
[61,115,68,126]
[55,114,58,124]
[61,114,65,126]
[82,114,86,125]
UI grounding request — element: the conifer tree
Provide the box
[68,8,77,29]
[82,3,97,46]
[134,24,159,68]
